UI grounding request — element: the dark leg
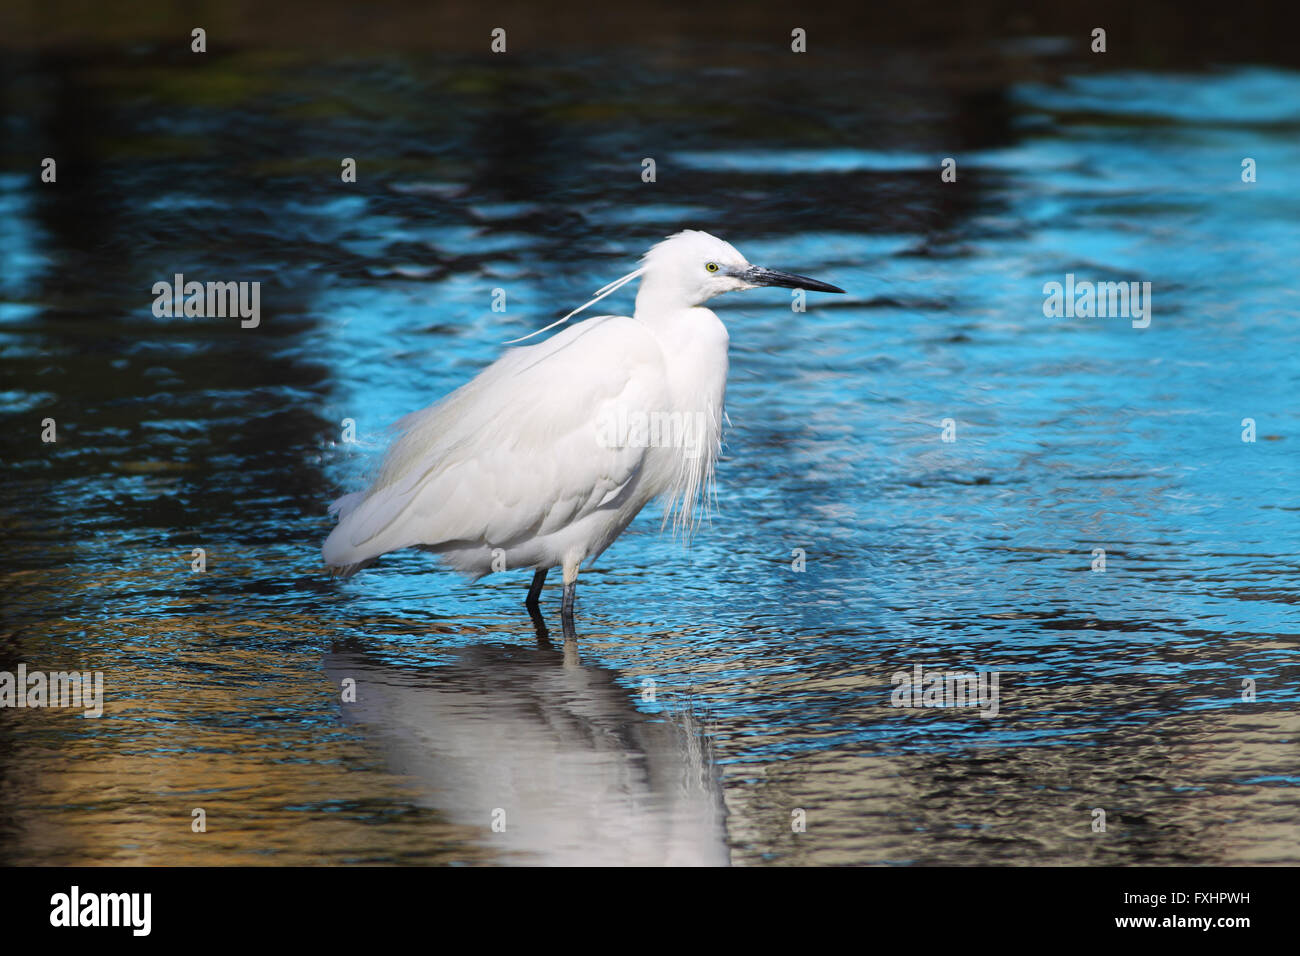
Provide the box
[527,602,551,648]
[526,568,552,646]
[561,580,577,641]
[525,568,547,609]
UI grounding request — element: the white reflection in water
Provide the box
[324,642,729,866]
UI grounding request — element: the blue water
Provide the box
[1,48,1297,865]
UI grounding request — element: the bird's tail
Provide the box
[329,490,366,520]
[326,557,376,579]
[323,490,375,577]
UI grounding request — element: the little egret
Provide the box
[322,230,843,630]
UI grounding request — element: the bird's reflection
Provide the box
[324,622,729,866]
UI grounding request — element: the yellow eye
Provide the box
[705,262,719,273]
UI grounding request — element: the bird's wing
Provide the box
[323,315,670,567]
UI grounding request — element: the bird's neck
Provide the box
[634,302,713,342]
[631,304,730,384]
[629,300,730,536]
[632,288,729,386]
[633,277,698,322]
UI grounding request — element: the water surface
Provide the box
[1,34,1297,865]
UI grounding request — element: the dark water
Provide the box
[1,30,1298,865]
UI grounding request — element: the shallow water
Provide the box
[1,36,1298,865]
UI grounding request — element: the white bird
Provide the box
[322,230,843,630]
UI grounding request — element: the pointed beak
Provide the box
[740,265,844,294]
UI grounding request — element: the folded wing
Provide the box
[322,316,670,572]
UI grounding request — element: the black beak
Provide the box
[741,265,844,294]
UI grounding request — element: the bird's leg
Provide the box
[527,602,552,648]
[561,584,577,641]
[521,568,552,646]
[560,560,579,641]
[525,568,547,610]
[526,568,553,647]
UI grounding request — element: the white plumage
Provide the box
[322,230,842,623]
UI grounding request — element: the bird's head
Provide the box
[503,229,844,345]
[635,229,844,314]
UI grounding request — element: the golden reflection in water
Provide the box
[2,547,1296,866]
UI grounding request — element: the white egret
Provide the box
[322,230,843,630]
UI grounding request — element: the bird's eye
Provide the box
[705,262,719,273]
